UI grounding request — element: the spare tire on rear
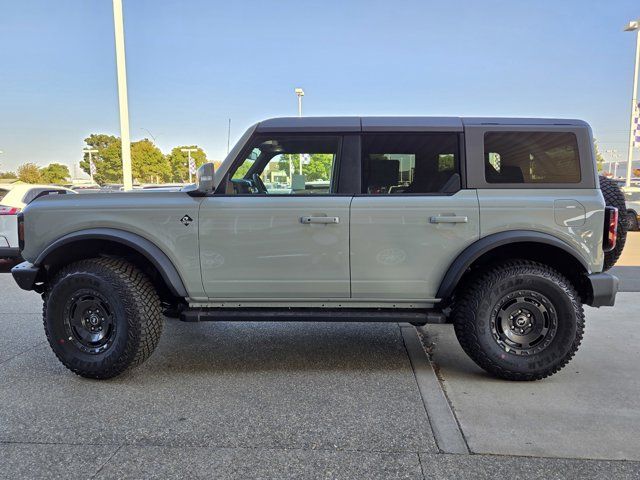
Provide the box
[599,175,627,271]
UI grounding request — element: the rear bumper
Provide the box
[586,272,618,307]
[11,261,41,291]
[0,247,21,259]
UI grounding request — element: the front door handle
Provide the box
[300,216,340,224]
[429,215,468,224]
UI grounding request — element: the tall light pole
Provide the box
[112,0,133,191]
[181,148,197,183]
[227,118,232,154]
[295,88,304,117]
[624,20,640,187]
[83,148,99,183]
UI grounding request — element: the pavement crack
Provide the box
[0,341,46,366]
[90,443,124,479]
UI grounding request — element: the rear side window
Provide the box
[0,188,8,202]
[484,131,581,184]
[361,133,460,194]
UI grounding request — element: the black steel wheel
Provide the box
[63,290,117,354]
[44,257,163,379]
[490,290,558,356]
[453,260,584,381]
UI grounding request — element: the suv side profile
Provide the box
[11,117,619,381]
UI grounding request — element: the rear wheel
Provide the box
[452,261,584,381]
[43,258,163,379]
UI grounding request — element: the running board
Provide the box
[179,308,447,324]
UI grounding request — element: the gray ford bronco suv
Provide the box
[11,117,622,381]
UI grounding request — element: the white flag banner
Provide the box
[300,153,311,165]
[189,157,197,175]
[634,102,640,147]
[89,159,97,176]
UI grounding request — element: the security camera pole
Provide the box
[624,19,640,187]
[181,148,198,183]
[112,0,133,191]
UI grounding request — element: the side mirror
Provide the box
[196,162,215,195]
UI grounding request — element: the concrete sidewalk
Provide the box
[1,273,640,479]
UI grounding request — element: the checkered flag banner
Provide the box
[188,156,197,175]
[634,102,640,147]
[89,158,97,176]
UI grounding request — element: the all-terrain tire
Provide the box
[452,260,584,381]
[599,175,627,271]
[43,257,163,379]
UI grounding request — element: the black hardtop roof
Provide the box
[255,116,589,133]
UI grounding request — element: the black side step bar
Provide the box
[179,308,447,324]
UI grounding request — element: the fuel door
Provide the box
[554,199,586,227]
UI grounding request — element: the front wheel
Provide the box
[43,258,163,379]
[452,261,584,381]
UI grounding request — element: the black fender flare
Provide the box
[35,228,187,297]
[436,230,590,300]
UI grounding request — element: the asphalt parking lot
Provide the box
[1,235,640,479]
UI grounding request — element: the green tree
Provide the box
[79,134,122,184]
[593,139,605,172]
[166,146,208,182]
[40,163,70,184]
[132,139,170,183]
[302,154,333,181]
[0,171,17,179]
[17,163,42,184]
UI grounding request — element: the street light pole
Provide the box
[295,88,304,117]
[624,20,640,187]
[112,0,133,191]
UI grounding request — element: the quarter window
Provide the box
[361,133,460,194]
[484,131,581,184]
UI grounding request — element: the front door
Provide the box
[350,132,480,301]
[199,134,351,299]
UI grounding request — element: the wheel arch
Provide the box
[35,228,188,298]
[437,231,591,303]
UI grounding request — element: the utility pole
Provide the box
[295,88,304,117]
[227,118,232,154]
[112,0,133,190]
[83,148,99,183]
[181,148,198,183]
[624,20,640,186]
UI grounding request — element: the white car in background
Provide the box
[0,184,76,260]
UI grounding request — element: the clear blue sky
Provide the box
[0,0,639,174]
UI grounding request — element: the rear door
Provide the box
[350,130,480,301]
[199,133,352,299]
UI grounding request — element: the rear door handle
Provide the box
[429,215,468,224]
[300,216,340,224]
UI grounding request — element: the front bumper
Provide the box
[11,261,41,291]
[586,272,618,307]
[0,247,21,259]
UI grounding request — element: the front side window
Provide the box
[361,133,460,194]
[484,131,581,184]
[228,135,340,195]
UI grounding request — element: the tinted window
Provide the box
[0,188,8,202]
[361,133,460,194]
[229,135,340,195]
[484,131,581,184]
